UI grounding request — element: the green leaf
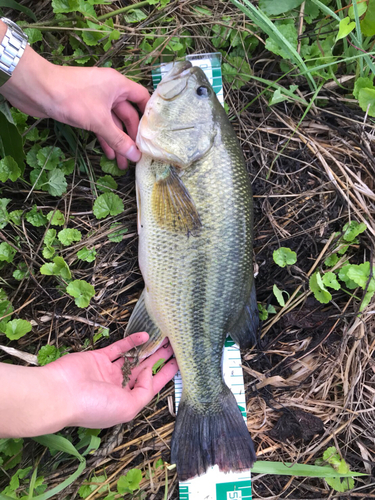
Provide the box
[73,47,91,64]
[79,475,107,498]
[0,1,36,19]
[44,229,57,247]
[47,210,65,226]
[252,459,365,478]
[347,262,371,289]
[52,0,79,13]
[30,167,49,190]
[77,246,97,263]
[273,284,286,307]
[13,263,29,281]
[259,0,303,15]
[0,438,23,457]
[361,0,375,36]
[38,344,66,366]
[58,228,82,246]
[26,206,47,227]
[96,175,118,193]
[46,169,68,197]
[32,433,86,499]
[258,303,268,321]
[152,358,165,375]
[342,221,367,242]
[37,146,64,170]
[93,192,124,219]
[82,21,105,46]
[309,271,332,304]
[360,290,374,311]
[43,246,56,259]
[273,247,297,267]
[117,469,142,494]
[5,319,32,340]
[100,155,124,176]
[108,223,128,242]
[0,198,11,229]
[0,300,13,333]
[354,77,374,99]
[26,143,41,169]
[358,87,375,116]
[318,447,355,492]
[322,272,341,290]
[40,256,72,280]
[265,19,298,60]
[0,156,21,182]
[222,56,252,89]
[66,280,95,308]
[0,242,16,263]
[324,254,339,267]
[336,17,356,41]
[338,264,359,290]
[24,28,43,44]
[349,1,367,19]
[0,110,25,172]
[124,9,147,23]
[59,158,75,175]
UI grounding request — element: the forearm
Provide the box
[0,362,74,438]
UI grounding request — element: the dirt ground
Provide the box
[1,1,375,499]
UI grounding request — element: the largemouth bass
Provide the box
[125,61,258,480]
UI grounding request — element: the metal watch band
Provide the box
[0,17,28,87]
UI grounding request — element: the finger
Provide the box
[100,332,149,362]
[127,366,154,415]
[95,118,141,163]
[125,342,174,388]
[113,101,140,142]
[114,75,150,113]
[97,134,115,160]
[130,359,178,413]
[152,358,179,393]
[97,113,129,169]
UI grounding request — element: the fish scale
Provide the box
[126,61,258,481]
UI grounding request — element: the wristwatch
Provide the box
[0,17,28,87]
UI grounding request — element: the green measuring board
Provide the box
[151,54,252,500]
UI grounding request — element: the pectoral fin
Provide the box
[151,166,201,233]
[125,290,165,358]
[229,281,259,349]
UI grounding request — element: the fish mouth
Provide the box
[157,61,193,100]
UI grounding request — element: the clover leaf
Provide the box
[66,280,95,308]
[273,247,297,268]
[93,193,124,220]
[5,319,32,340]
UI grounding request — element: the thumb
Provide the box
[96,119,141,163]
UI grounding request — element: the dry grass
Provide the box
[1,1,375,499]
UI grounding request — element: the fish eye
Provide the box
[196,86,210,97]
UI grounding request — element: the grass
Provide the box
[1,0,375,498]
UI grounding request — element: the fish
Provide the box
[125,61,259,481]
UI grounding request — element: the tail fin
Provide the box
[171,386,256,481]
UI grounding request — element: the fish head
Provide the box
[137,61,221,168]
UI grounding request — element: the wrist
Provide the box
[0,42,58,118]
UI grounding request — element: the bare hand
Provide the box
[45,332,177,429]
[1,44,150,169]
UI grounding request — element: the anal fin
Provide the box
[125,290,165,358]
[229,281,259,349]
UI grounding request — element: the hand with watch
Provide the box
[0,17,150,169]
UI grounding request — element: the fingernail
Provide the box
[126,145,141,163]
